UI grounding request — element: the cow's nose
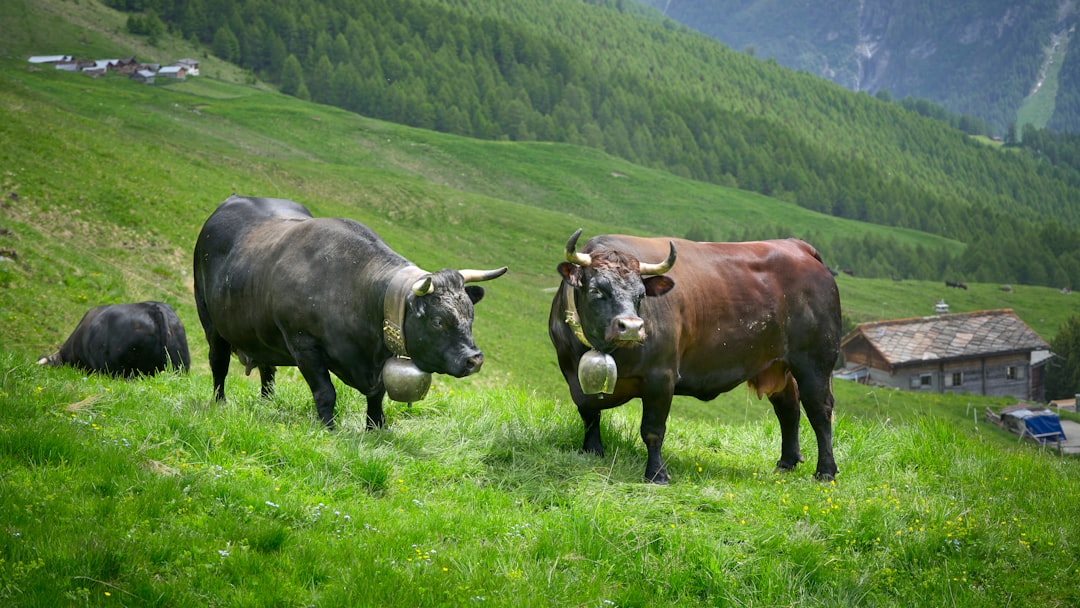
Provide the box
[613,317,645,342]
[464,353,484,375]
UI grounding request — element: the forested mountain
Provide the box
[640,0,1080,137]
[107,0,1080,288]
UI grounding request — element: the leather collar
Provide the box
[383,266,429,357]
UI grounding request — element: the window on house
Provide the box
[911,373,933,388]
[950,372,963,387]
[1006,366,1025,381]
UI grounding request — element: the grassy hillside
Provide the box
[3,6,1080,607]
[3,58,1076,399]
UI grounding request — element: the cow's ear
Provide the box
[558,262,583,287]
[643,276,675,297]
[465,285,485,305]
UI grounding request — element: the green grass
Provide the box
[3,4,1080,605]
[3,354,1079,606]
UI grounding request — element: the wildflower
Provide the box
[266,501,279,508]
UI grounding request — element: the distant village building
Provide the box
[173,58,200,76]
[26,54,194,83]
[157,65,187,80]
[27,55,74,64]
[838,309,1051,401]
[131,69,156,84]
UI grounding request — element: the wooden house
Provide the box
[173,58,200,76]
[157,65,187,80]
[839,309,1051,401]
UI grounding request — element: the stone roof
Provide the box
[842,309,1049,366]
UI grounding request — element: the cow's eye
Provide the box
[431,317,444,329]
[588,287,603,299]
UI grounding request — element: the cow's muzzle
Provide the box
[607,316,646,346]
[462,352,484,376]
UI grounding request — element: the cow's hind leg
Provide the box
[289,340,338,428]
[798,374,838,481]
[207,331,231,401]
[767,377,805,473]
[258,365,277,399]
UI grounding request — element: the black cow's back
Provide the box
[49,301,190,377]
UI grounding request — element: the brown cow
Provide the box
[548,230,842,483]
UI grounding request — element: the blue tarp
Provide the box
[1004,408,1066,443]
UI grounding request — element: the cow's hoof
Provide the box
[582,443,605,458]
[774,460,799,473]
[813,471,837,482]
[645,468,670,485]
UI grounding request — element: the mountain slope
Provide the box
[11,0,1080,288]
[641,0,1079,135]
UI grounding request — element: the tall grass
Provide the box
[2,353,1079,606]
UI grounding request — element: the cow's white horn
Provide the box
[639,241,677,276]
[565,228,592,267]
[411,275,434,296]
[459,267,508,283]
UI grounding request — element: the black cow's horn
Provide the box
[411,275,434,296]
[639,241,677,276]
[459,267,508,283]
[564,228,592,267]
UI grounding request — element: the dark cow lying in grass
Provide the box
[38,301,190,377]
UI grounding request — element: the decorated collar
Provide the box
[383,266,429,357]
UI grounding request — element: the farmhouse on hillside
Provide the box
[838,309,1051,401]
[25,54,196,83]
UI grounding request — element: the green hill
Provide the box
[3,4,1080,607]
[33,0,1080,288]
[3,53,1078,398]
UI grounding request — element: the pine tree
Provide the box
[1047,316,1080,400]
[280,54,305,97]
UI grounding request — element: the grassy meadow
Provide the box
[2,3,1080,605]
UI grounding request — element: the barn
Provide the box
[838,309,1051,401]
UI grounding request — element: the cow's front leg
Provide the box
[577,404,604,457]
[640,383,674,484]
[365,387,387,429]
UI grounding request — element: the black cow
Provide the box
[549,230,842,484]
[38,301,190,377]
[193,195,506,428]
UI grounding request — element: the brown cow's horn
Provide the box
[564,228,592,267]
[639,241,677,275]
[459,267,509,283]
[411,275,434,296]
